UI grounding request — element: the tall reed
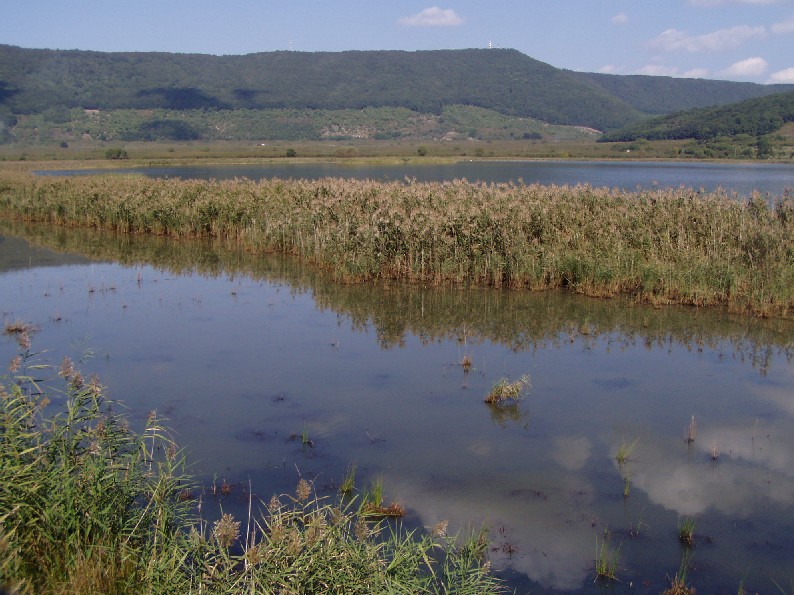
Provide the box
[1,170,791,317]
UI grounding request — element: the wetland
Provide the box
[2,217,793,593]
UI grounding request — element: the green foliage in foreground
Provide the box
[1,171,792,317]
[0,339,502,594]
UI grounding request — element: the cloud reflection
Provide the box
[385,471,598,591]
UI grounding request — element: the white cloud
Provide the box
[397,7,463,27]
[772,16,794,33]
[768,66,794,82]
[611,12,629,25]
[719,56,769,77]
[649,25,767,52]
[598,64,619,74]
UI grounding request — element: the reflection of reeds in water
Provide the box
[3,217,791,375]
[2,171,791,317]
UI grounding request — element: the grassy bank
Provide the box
[0,337,502,594]
[0,170,792,317]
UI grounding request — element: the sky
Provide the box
[2,1,794,84]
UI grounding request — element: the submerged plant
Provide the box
[484,374,530,404]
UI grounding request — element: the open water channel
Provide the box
[3,161,794,592]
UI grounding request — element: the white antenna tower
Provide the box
[289,39,293,51]
[488,40,492,49]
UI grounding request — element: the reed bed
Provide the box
[1,170,791,317]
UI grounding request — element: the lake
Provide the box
[1,221,793,593]
[37,159,794,198]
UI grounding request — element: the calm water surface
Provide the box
[37,160,794,197]
[1,224,793,593]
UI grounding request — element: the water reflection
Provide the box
[1,220,793,593]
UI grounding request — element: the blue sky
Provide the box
[2,1,793,83]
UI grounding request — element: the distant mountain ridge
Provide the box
[1,44,793,134]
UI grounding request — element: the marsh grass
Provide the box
[1,170,791,317]
[616,437,639,467]
[0,344,503,594]
[340,462,357,495]
[594,536,621,582]
[484,374,530,404]
[679,517,696,547]
[664,551,696,595]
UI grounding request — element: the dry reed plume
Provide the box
[1,170,791,317]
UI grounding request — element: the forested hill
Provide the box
[571,71,792,116]
[600,91,794,142]
[1,44,792,133]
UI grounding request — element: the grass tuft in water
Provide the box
[484,374,530,404]
[594,536,621,582]
[678,517,696,547]
[616,437,639,467]
[663,551,696,594]
[340,462,357,495]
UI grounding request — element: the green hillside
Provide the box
[571,71,793,115]
[600,91,794,142]
[0,46,640,131]
[2,44,793,144]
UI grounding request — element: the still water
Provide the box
[37,159,794,197]
[1,223,793,593]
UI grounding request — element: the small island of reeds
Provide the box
[1,169,791,317]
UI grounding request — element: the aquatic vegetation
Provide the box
[484,374,530,404]
[615,437,639,467]
[594,537,621,582]
[0,344,503,594]
[340,463,357,495]
[664,551,696,595]
[1,169,791,317]
[679,517,696,547]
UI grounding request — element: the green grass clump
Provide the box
[678,517,696,547]
[0,343,503,594]
[594,536,621,582]
[0,170,792,317]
